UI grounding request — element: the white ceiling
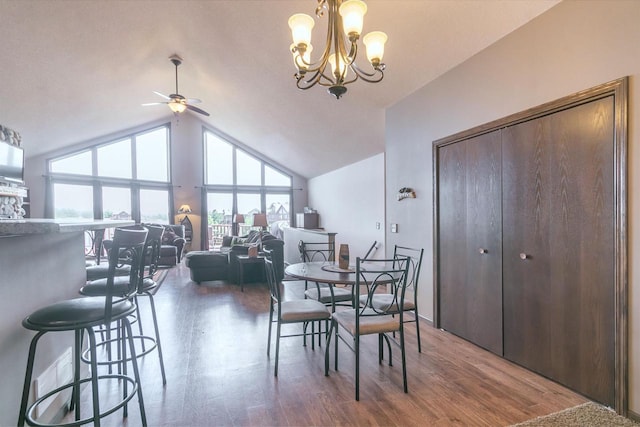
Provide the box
[0,0,559,179]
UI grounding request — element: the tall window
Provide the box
[204,129,292,250]
[48,125,172,231]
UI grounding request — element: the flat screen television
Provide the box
[0,142,24,184]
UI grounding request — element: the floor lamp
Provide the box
[233,214,245,236]
[252,213,268,250]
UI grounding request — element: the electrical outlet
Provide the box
[391,223,398,233]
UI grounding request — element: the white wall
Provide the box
[385,0,640,413]
[308,153,385,260]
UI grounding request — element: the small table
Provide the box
[236,255,265,291]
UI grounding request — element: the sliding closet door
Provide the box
[502,97,615,406]
[439,131,503,354]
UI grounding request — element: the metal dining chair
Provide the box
[359,245,425,351]
[299,240,354,312]
[265,255,331,377]
[325,256,411,400]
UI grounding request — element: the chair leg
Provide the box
[86,328,102,426]
[382,333,393,366]
[145,292,167,385]
[267,303,274,356]
[18,331,45,427]
[135,296,146,352]
[120,320,129,418]
[400,327,408,393]
[378,334,383,364]
[73,329,82,420]
[324,320,335,376]
[123,317,148,426]
[414,309,422,353]
[275,321,282,377]
[334,320,339,372]
[355,333,360,401]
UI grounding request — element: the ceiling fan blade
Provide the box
[153,91,171,100]
[186,98,202,104]
[141,102,168,106]
[186,104,210,116]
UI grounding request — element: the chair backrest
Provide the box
[142,224,165,281]
[355,257,410,324]
[393,245,424,294]
[362,241,377,259]
[264,255,282,308]
[105,227,148,321]
[299,240,335,262]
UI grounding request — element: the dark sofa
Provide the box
[185,231,284,285]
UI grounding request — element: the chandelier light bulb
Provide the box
[363,31,388,67]
[288,13,315,48]
[339,0,367,39]
[328,53,348,80]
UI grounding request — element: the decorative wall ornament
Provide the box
[397,187,416,201]
[0,124,26,218]
[0,125,22,147]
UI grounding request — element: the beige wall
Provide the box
[385,0,640,412]
[308,153,385,260]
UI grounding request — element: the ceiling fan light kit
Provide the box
[142,54,210,116]
[288,0,387,99]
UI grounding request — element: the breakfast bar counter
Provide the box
[0,218,134,423]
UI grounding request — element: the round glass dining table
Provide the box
[284,261,396,285]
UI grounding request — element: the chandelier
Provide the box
[288,0,388,99]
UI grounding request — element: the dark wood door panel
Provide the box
[438,142,468,335]
[465,131,503,354]
[502,116,553,374]
[503,97,615,406]
[547,97,615,405]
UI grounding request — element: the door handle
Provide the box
[519,253,528,260]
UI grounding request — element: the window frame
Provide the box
[46,124,173,223]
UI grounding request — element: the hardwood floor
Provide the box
[69,263,588,426]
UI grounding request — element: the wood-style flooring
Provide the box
[67,262,588,426]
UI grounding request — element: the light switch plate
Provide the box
[391,223,398,233]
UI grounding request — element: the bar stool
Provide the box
[80,224,167,385]
[18,227,149,427]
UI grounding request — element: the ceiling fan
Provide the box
[143,54,210,117]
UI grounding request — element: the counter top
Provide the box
[0,219,136,236]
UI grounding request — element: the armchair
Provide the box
[157,224,186,266]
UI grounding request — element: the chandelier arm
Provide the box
[315,0,327,18]
[350,62,385,83]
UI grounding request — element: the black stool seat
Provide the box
[80,277,156,297]
[24,297,135,330]
[86,263,131,281]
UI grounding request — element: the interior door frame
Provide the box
[432,77,628,414]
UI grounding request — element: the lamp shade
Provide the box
[178,204,192,214]
[339,0,367,37]
[288,13,314,48]
[363,31,387,66]
[253,213,268,228]
[233,214,245,223]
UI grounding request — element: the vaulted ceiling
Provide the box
[0,0,558,178]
